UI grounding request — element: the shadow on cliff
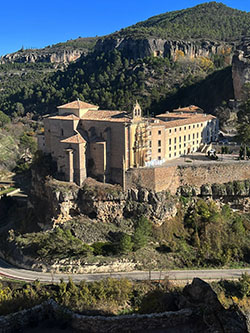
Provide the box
[153,66,234,115]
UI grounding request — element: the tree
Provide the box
[0,111,10,127]
[133,217,152,251]
[119,234,133,254]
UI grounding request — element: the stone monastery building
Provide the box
[39,100,219,186]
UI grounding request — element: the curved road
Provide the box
[0,259,249,283]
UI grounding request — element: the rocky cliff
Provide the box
[95,37,234,60]
[0,48,84,65]
[30,173,178,229]
[232,36,250,100]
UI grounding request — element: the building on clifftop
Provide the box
[38,100,219,186]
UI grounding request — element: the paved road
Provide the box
[0,259,249,283]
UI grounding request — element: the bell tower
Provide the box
[132,100,142,120]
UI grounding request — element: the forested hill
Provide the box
[113,2,250,41]
[0,2,243,119]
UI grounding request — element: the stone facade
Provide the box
[40,100,218,187]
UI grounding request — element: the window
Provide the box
[149,131,151,136]
[174,145,176,150]
[184,143,186,147]
[169,154,171,158]
[193,133,195,139]
[197,140,199,144]
[179,144,181,149]
[188,134,190,140]
[179,127,182,131]
[193,125,195,128]
[169,147,171,151]
[174,128,177,132]
[158,130,161,135]
[174,152,176,157]
[184,126,186,130]
[158,156,161,160]
[149,141,152,147]
[158,148,161,153]
[184,135,186,141]
[197,124,199,128]
[179,136,181,142]
[179,151,181,155]
[158,140,161,147]
[169,129,172,134]
[169,138,171,145]
[193,141,195,145]
[174,137,176,144]
[201,123,203,127]
[61,129,64,136]
[188,126,191,129]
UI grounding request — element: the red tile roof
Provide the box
[150,114,216,128]
[173,105,203,113]
[50,114,80,120]
[81,110,132,122]
[57,100,99,109]
[61,134,86,144]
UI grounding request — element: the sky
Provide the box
[1,0,250,56]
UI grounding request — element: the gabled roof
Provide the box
[57,100,99,110]
[49,114,80,120]
[61,133,86,144]
[81,110,131,122]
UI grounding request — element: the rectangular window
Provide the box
[184,143,186,147]
[158,140,161,147]
[193,124,195,128]
[179,136,181,142]
[188,134,190,140]
[158,156,161,160]
[169,129,172,134]
[149,131,152,135]
[174,128,177,132]
[197,140,199,144]
[184,126,186,130]
[169,146,171,151]
[174,137,176,144]
[179,127,182,131]
[184,135,186,141]
[179,144,181,149]
[158,130,161,135]
[174,152,176,157]
[158,148,161,153]
[169,154,171,158]
[201,123,203,127]
[149,141,152,147]
[193,133,195,139]
[174,145,176,150]
[169,138,171,145]
[189,125,191,129]
[197,124,199,128]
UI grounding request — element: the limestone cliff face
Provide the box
[95,37,232,60]
[232,37,250,100]
[30,173,177,229]
[0,49,84,65]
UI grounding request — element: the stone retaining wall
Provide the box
[126,162,250,194]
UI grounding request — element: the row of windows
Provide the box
[151,123,205,136]
[169,133,200,144]
[149,138,201,149]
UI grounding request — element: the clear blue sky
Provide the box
[1,0,250,56]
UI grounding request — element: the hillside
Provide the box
[0,2,243,119]
[114,2,250,41]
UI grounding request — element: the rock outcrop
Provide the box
[30,173,178,229]
[0,48,84,65]
[95,37,233,60]
[232,36,250,100]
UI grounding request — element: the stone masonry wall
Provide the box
[126,162,250,194]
